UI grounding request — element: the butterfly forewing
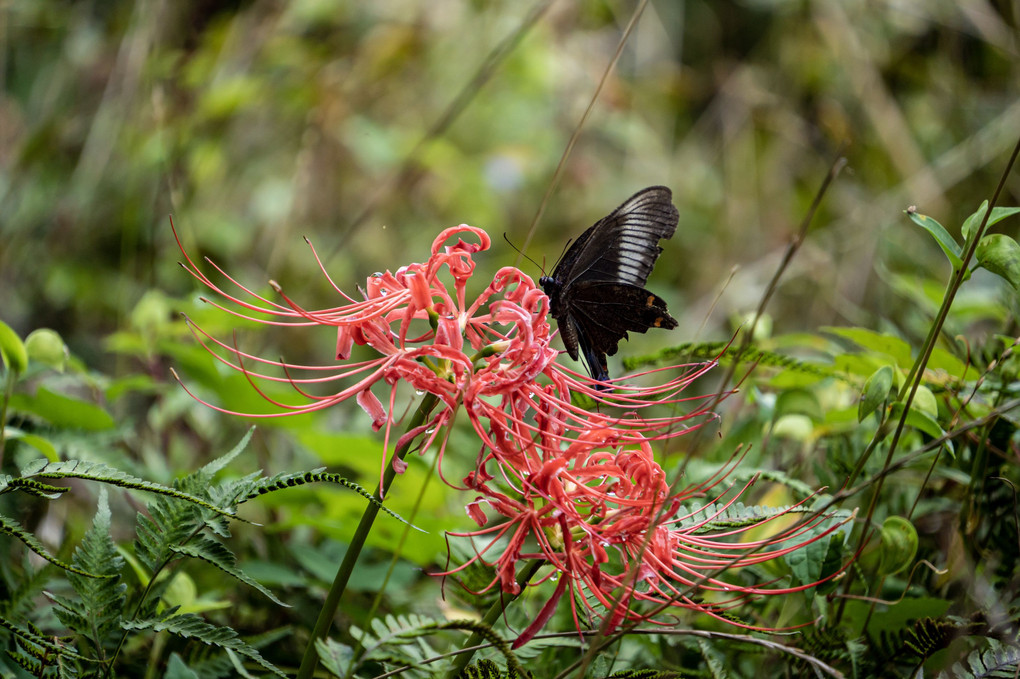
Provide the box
[558,186,678,289]
[541,186,680,383]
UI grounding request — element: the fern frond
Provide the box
[123,613,285,677]
[678,501,811,532]
[170,539,285,606]
[133,494,204,574]
[905,617,987,660]
[624,341,839,380]
[434,619,526,678]
[316,637,355,677]
[458,658,504,678]
[0,554,51,623]
[697,638,729,679]
[459,657,536,679]
[941,643,1020,679]
[166,626,293,679]
[0,475,70,499]
[606,670,685,678]
[0,617,94,662]
[21,460,236,520]
[48,590,91,633]
[196,426,254,478]
[233,468,418,528]
[5,646,44,675]
[732,468,817,499]
[64,489,126,659]
[349,613,438,676]
[0,514,103,578]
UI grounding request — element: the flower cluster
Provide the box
[175,224,713,484]
[451,411,851,645]
[174,223,851,642]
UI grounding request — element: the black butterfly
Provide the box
[539,186,679,384]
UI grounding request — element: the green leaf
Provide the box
[878,516,918,576]
[698,637,730,679]
[24,328,69,372]
[3,428,59,462]
[858,365,894,421]
[164,653,201,679]
[824,327,914,368]
[890,402,954,458]
[846,596,951,637]
[0,320,28,375]
[8,387,115,430]
[316,637,355,677]
[975,233,1020,290]
[961,200,988,243]
[775,388,823,422]
[906,209,962,269]
[783,516,853,586]
[961,202,1020,242]
[772,413,814,441]
[911,385,938,419]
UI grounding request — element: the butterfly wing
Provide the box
[558,186,678,290]
[562,283,678,380]
[542,186,679,382]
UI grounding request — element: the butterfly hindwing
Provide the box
[568,283,678,355]
[540,186,679,383]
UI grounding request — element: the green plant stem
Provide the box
[296,392,440,679]
[345,423,453,678]
[444,558,543,678]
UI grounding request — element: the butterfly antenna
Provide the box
[503,232,546,274]
[542,237,574,275]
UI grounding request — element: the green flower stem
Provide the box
[445,558,543,678]
[296,392,440,679]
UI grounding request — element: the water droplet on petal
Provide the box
[415,389,425,396]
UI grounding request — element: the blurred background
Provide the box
[4,0,1018,364]
[2,0,1020,666]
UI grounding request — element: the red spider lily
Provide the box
[173,221,850,643]
[172,221,718,489]
[445,427,854,646]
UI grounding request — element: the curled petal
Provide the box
[466,499,488,527]
[357,388,387,431]
[336,326,354,360]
